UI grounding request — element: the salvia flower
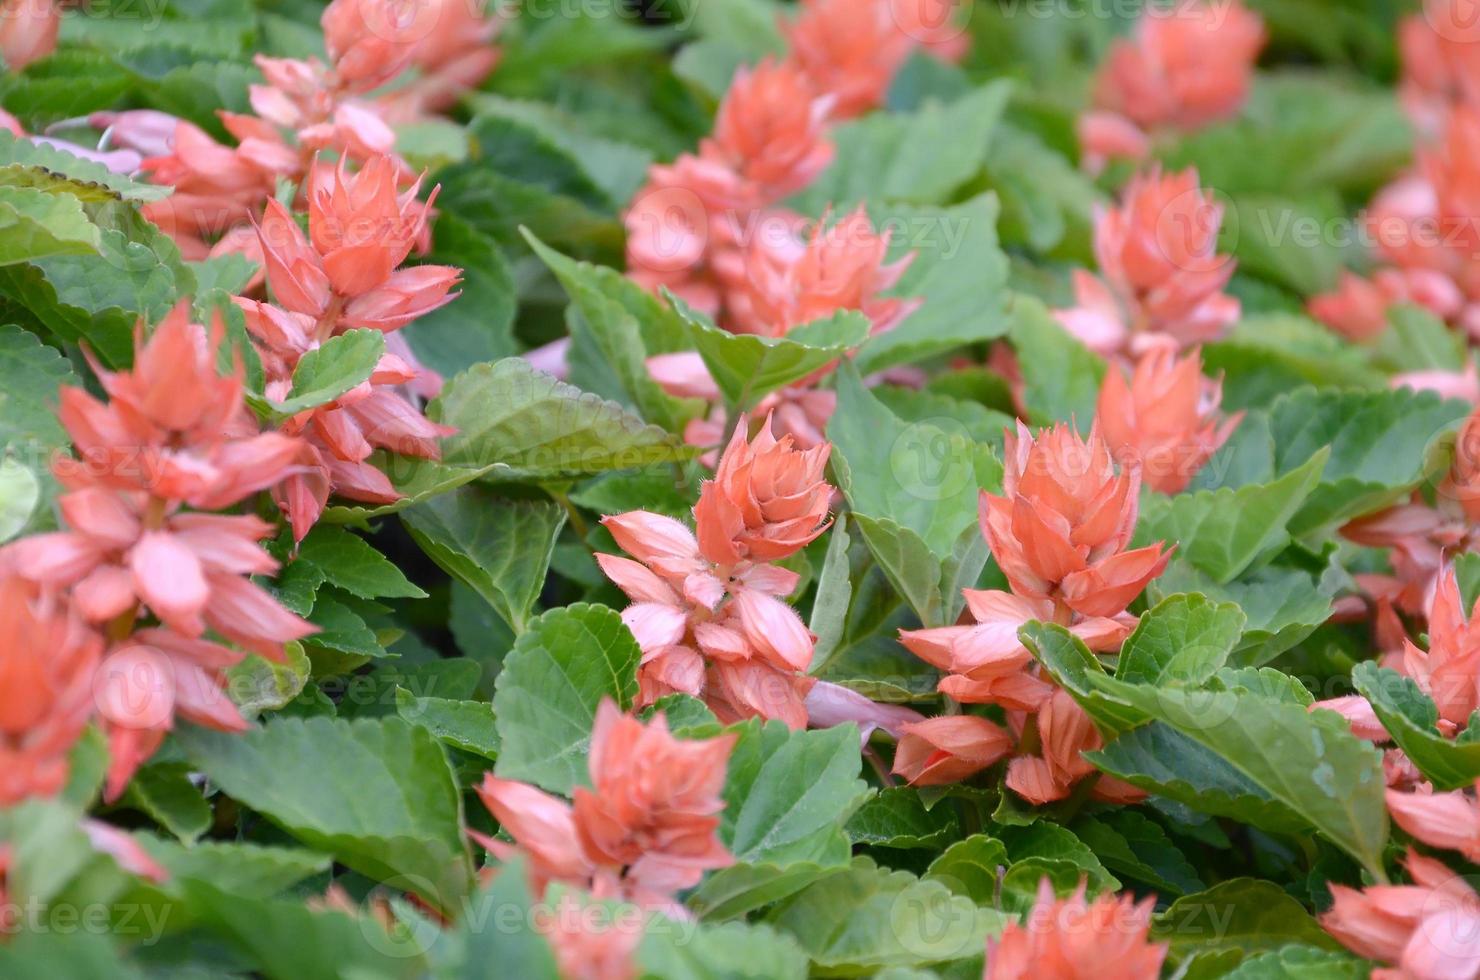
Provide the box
[1057,168,1239,356]
[538,890,641,980]
[1386,782,1480,863]
[1083,0,1265,170]
[1401,565,1480,729]
[1096,346,1242,494]
[1308,269,1465,343]
[702,57,835,203]
[320,0,433,94]
[983,421,1171,619]
[1005,689,1144,806]
[0,575,101,806]
[1400,0,1480,135]
[890,715,1014,787]
[598,416,830,727]
[1322,849,1480,978]
[0,0,59,72]
[472,700,735,915]
[783,0,915,120]
[984,877,1167,979]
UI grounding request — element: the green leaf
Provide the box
[1087,678,1389,877]
[295,526,426,600]
[1087,722,1313,836]
[1021,622,1148,737]
[175,716,473,912]
[0,130,171,202]
[1152,879,1342,967]
[766,857,1010,975]
[846,788,960,849]
[852,195,1012,374]
[1116,593,1248,686]
[673,298,870,411]
[690,721,870,919]
[0,454,39,543]
[525,230,701,432]
[432,855,560,980]
[0,931,145,979]
[433,358,696,480]
[403,487,566,634]
[492,603,640,794]
[1073,810,1204,896]
[923,834,1009,903]
[1352,661,1480,791]
[1268,386,1469,533]
[791,82,1011,212]
[179,878,427,980]
[138,838,330,899]
[1008,294,1105,427]
[1204,316,1386,412]
[267,329,385,417]
[227,643,311,716]
[1374,304,1468,374]
[402,216,518,379]
[0,324,76,538]
[1134,449,1328,583]
[118,762,211,843]
[1219,946,1369,979]
[396,689,500,761]
[639,918,809,980]
[1149,560,1335,667]
[0,186,99,266]
[808,515,852,672]
[319,453,506,524]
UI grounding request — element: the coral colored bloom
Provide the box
[320,0,431,94]
[0,575,102,806]
[539,891,640,980]
[1089,0,1264,134]
[1096,346,1242,494]
[1387,783,1480,862]
[1402,565,1480,728]
[0,0,58,71]
[693,415,832,565]
[784,0,915,119]
[891,715,1014,786]
[734,206,919,337]
[473,701,735,914]
[1323,849,1480,977]
[703,58,834,202]
[1006,689,1145,806]
[1309,269,1465,343]
[1077,111,1152,176]
[982,421,1171,618]
[984,878,1167,980]
[1401,1,1480,135]
[1057,168,1239,355]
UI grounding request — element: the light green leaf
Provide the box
[1008,294,1105,427]
[175,716,473,912]
[1087,678,1389,877]
[0,186,99,266]
[433,358,696,479]
[639,918,809,980]
[1149,560,1335,667]
[1116,593,1247,686]
[403,488,565,634]
[846,788,960,849]
[267,329,385,417]
[1152,879,1342,968]
[433,855,560,979]
[1021,622,1146,737]
[1219,945,1369,979]
[791,82,1011,212]
[1135,449,1328,583]
[673,297,870,411]
[924,835,1009,904]
[295,525,426,600]
[396,689,500,761]
[119,763,211,843]
[853,195,1011,374]
[492,603,640,794]
[808,515,852,672]
[136,838,330,900]
[1352,661,1480,791]
[1268,386,1468,533]
[0,456,39,543]
[0,130,171,201]
[766,857,1010,975]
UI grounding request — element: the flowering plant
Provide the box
[6,0,1480,977]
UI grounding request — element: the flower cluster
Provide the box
[1055,167,1240,357]
[238,154,460,538]
[896,421,1170,802]
[598,416,831,728]
[0,305,314,801]
[1079,0,1265,174]
[984,878,1168,979]
[473,699,735,917]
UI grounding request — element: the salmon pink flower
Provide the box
[1309,269,1465,343]
[983,421,1171,618]
[984,877,1167,980]
[1387,782,1480,862]
[1322,849,1480,977]
[1400,565,1480,728]
[473,700,735,915]
[0,0,59,71]
[784,0,915,119]
[888,0,971,62]
[0,575,102,806]
[702,58,834,203]
[379,0,503,119]
[1400,0,1480,135]
[320,0,432,94]
[1096,346,1242,494]
[1086,0,1264,164]
[1077,111,1152,176]
[891,715,1014,787]
[733,206,919,337]
[1057,168,1239,355]
[1006,688,1145,806]
[693,415,832,565]
[538,890,641,980]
